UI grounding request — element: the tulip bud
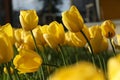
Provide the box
[19,10,39,31]
[89,26,108,53]
[101,20,116,38]
[62,5,84,32]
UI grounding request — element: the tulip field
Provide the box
[0,5,120,80]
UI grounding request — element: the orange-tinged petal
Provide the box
[101,20,116,38]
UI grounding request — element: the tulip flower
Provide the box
[70,32,86,47]
[108,54,120,80]
[33,26,46,46]
[101,20,116,38]
[64,31,74,46]
[48,61,105,80]
[23,33,35,50]
[14,28,23,44]
[62,5,84,32]
[42,21,65,49]
[89,26,108,53]
[43,34,59,49]
[48,21,65,44]
[0,31,14,64]
[0,23,14,45]
[19,10,39,31]
[13,49,42,73]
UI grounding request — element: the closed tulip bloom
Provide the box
[48,21,65,44]
[108,54,120,80]
[33,26,46,45]
[0,23,14,45]
[23,34,35,50]
[62,5,84,32]
[13,49,42,73]
[89,26,108,53]
[70,32,86,47]
[0,31,14,64]
[48,61,105,80]
[14,28,23,43]
[101,20,116,38]
[19,10,39,31]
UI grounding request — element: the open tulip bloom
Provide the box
[0,5,120,80]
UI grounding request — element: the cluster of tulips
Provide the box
[0,5,120,80]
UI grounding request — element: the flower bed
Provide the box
[0,5,120,80]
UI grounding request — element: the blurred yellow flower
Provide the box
[89,26,108,53]
[4,67,14,74]
[62,5,84,32]
[48,61,105,80]
[101,20,116,38]
[0,31,14,64]
[19,10,39,31]
[13,49,42,73]
[108,54,120,80]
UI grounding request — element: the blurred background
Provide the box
[0,0,120,27]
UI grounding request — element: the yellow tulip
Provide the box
[108,54,120,80]
[62,5,84,32]
[40,25,49,34]
[0,31,14,64]
[43,34,59,49]
[48,61,105,80]
[101,20,116,38]
[70,32,86,47]
[19,10,39,31]
[64,31,74,46]
[14,28,23,43]
[33,26,46,45]
[13,49,42,73]
[23,33,35,50]
[89,26,108,53]
[0,23,14,45]
[48,21,65,44]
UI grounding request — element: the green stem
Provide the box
[102,56,107,80]
[30,30,45,80]
[4,63,13,80]
[80,30,96,66]
[80,30,94,55]
[109,38,116,56]
[30,30,39,53]
[58,45,67,66]
[97,55,103,70]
